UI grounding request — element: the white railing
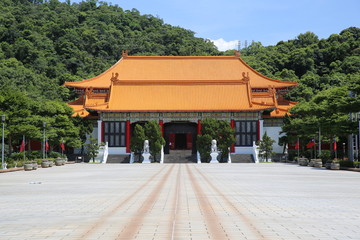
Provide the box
[160,145,164,164]
[252,141,259,163]
[129,152,135,164]
[102,142,108,163]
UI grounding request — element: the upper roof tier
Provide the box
[64,54,297,89]
[85,83,274,112]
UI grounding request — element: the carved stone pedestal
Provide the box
[210,152,219,163]
[142,153,151,163]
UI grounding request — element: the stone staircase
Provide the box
[230,154,254,163]
[165,150,197,163]
[106,154,130,163]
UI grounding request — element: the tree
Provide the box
[196,118,235,162]
[73,115,94,155]
[257,132,275,162]
[130,124,146,162]
[85,136,99,162]
[144,120,165,162]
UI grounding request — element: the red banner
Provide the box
[19,139,25,152]
[306,140,315,148]
[60,142,65,151]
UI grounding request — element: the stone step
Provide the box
[231,154,254,163]
[165,150,196,163]
[106,155,130,163]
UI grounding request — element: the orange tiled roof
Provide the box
[269,101,297,118]
[66,53,297,115]
[86,82,274,112]
[67,93,108,117]
[67,97,89,117]
[64,55,297,89]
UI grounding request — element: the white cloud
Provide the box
[210,38,239,51]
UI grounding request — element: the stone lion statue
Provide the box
[143,140,150,154]
[211,139,217,153]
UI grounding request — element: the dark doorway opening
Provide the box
[164,122,197,154]
[175,134,187,149]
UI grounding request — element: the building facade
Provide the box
[65,51,297,157]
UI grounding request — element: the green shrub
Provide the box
[354,161,359,168]
[339,160,354,168]
[49,151,61,158]
[319,150,331,164]
[28,151,41,160]
[10,152,25,161]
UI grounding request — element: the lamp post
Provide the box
[2,115,5,169]
[343,142,346,160]
[43,122,46,159]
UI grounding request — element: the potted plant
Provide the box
[32,161,38,170]
[330,160,340,170]
[55,157,64,166]
[298,157,308,166]
[48,159,54,167]
[24,161,33,171]
[41,159,50,168]
[310,159,322,168]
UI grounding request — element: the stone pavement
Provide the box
[0,163,359,240]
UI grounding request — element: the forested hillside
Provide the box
[237,28,360,102]
[0,0,220,101]
[1,0,358,103]
[234,29,359,152]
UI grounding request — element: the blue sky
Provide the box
[67,0,359,51]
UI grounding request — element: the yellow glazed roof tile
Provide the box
[64,56,297,89]
[87,83,274,112]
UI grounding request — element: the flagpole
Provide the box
[23,135,25,162]
[318,127,321,158]
[297,138,299,159]
[43,122,46,159]
[334,138,337,159]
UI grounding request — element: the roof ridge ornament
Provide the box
[111,72,120,84]
[122,50,128,58]
[234,50,241,57]
[85,86,93,97]
[268,85,276,97]
[241,72,250,83]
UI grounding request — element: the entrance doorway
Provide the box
[175,134,187,149]
[169,133,193,150]
[164,122,197,154]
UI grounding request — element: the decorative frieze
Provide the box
[101,111,260,122]
[232,112,259,120]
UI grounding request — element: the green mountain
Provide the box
[0,0,220,101]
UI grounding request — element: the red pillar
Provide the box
[126,120,131,153]
[197,120,202,134]
[257,120,261,141]
[101,121,105,143]
[159,120,164,137]
[230,120,235,153]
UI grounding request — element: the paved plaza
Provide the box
[0,163,360,240]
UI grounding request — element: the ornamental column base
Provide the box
[209,152,219,163]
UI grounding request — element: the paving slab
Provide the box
[0,163,359,240]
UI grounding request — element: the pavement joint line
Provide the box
[79,165,169,239]
[115,165,175,240]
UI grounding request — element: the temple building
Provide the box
[65,51,297,160]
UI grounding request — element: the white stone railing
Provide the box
[102,142,108,163]
[94,142,109,163]
[160,145,164,164]
[129,152,135,164]
[252,141,259,163]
